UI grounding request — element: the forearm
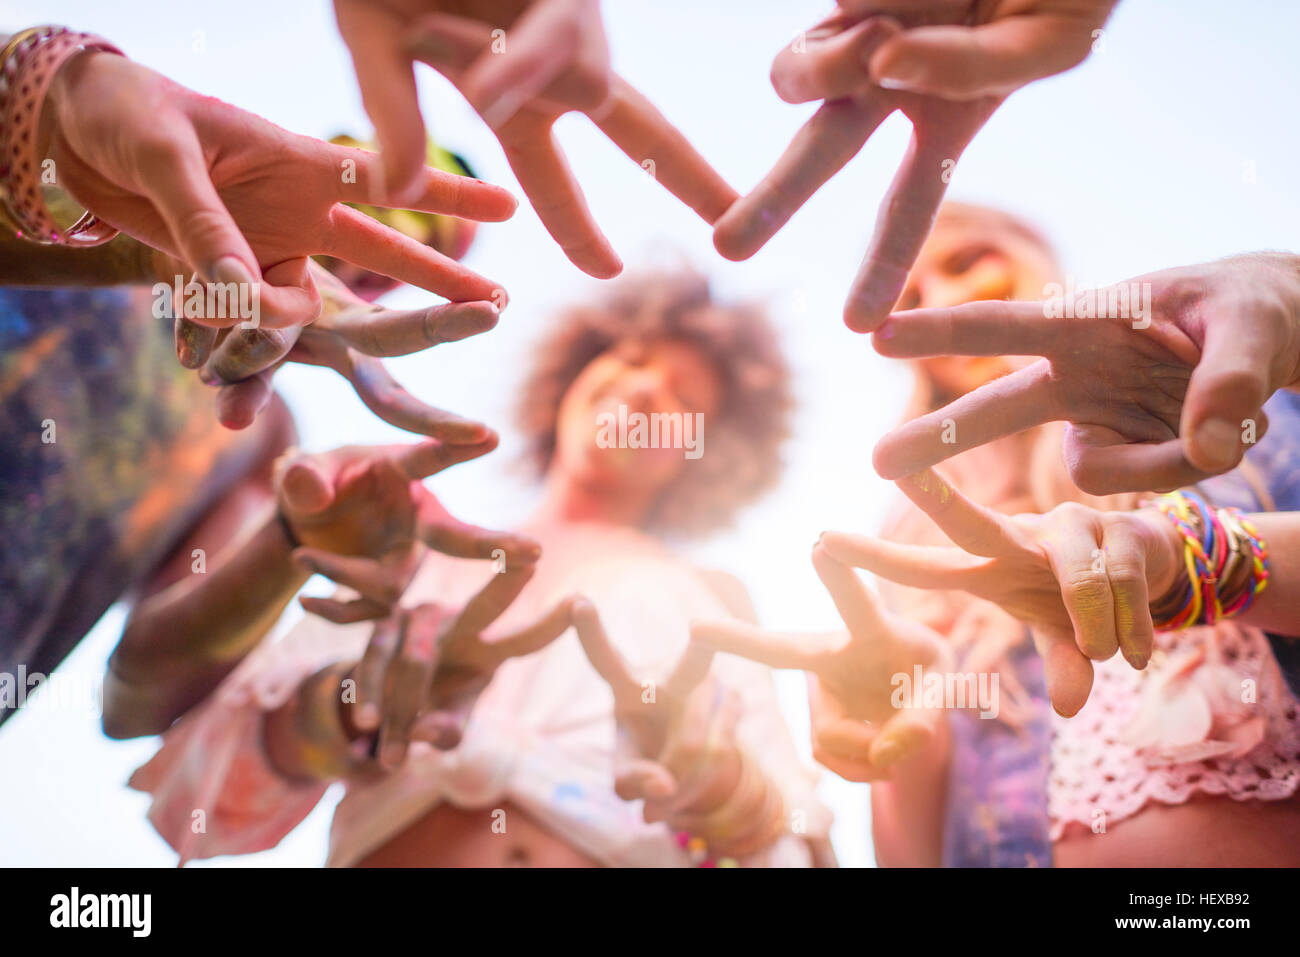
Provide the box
[104,510,308,737]
[0,228,158,285]
[870,715,950,867]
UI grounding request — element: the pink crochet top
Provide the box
[1049,621,1300,840]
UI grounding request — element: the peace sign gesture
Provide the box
[693,544,950,782]
[715,1,1113,332]
[276,440,539,624]
[821,468,1186,717]
[405,10,737,278]
[571,600,786,858]
[352,563,575,767]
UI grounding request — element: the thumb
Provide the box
[614,758,677,803]
[1181,311,1275,473]
[868,18,1098,99]
[277,455,335,515]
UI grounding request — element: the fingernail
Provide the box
[873,742,902,767]
[875,57,923,91]
[356,704,380,730]
[177,344,196,368]
[208,255,255,287]
[1190,417,1241,471]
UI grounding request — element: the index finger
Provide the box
[445,564,536,642]
[591,77,738,226]
[871,360,1058,479]
[572,598,638,697]
[811,542,887,637]
[713,96,891,261]
[689,619,836,672]
[892,467,1021,558]
[872,299,1064,359]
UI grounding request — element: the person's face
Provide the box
[552,336,723,494]
[895,213,1058,397]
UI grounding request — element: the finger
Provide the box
[322,203,503,302]
[713,97,890,261]
[471,597,575,670]
[816,530,984,590]
[462,0,608,127]
[870,706,939,769]
[243,257,322,332]
[614,759,677,803]
[891,468,1021,557]
[204,325,298,384]
[339,353,493,444]
[868,17,1099,99]
[445,564,536,643]
[1181,305,1278,474]
[214,372,274,430]
[1099,521,1155,670]
[379,604,445,767]
[1030,627,1094,718]
[811,542,887,637]
[410,710,465,751]
[872,299,1063,359]
[299,594,392,625]
[664,640,715,699]
[395,435,500,479]
[501,132,623,278]
[277,454,334,515]
[1064,427,1208,496]
[415,494,542,565]
[322,300,500,357]
[292,548,403,607]
[572,598,637,696]
[770,15,897,103]
[808,675,878,757]
[843,110,995,332]
[330,141,517,221]
[1042,515,1118,661]
[175,316,217,369]
[872,361,1058,479]
[335,0,428,202]
[689,619,835,672]
[354,613,402,731]
[591,77,738,225]
[134,128,260,297]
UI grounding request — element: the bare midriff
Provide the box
[1054,794,1300,867]
[354,800,601,868]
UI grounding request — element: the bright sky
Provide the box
[2,0,1298,868]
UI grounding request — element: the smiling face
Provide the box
[552,336,724,496]
[896,204,1061,399]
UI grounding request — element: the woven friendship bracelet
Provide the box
[0,25,124,245]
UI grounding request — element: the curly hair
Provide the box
[516,270,793,538]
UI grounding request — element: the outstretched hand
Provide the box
[693,543,950,781]
[715,1,1114,331]
[820,467,1185,716]
[872,254,1300,492]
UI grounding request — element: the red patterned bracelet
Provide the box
[0,25,124,245]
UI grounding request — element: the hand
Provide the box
[714,1,1114,331]
[350,564,575,767]
[820,467,1185,716]
[693,544,950,782]
[402,8,737,277]
[872,254,1300,492]
[274,440,540,623]
[45,50,515,327]
[572,600,785,857]
[335,0,609,198]
[168,258,501,434]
